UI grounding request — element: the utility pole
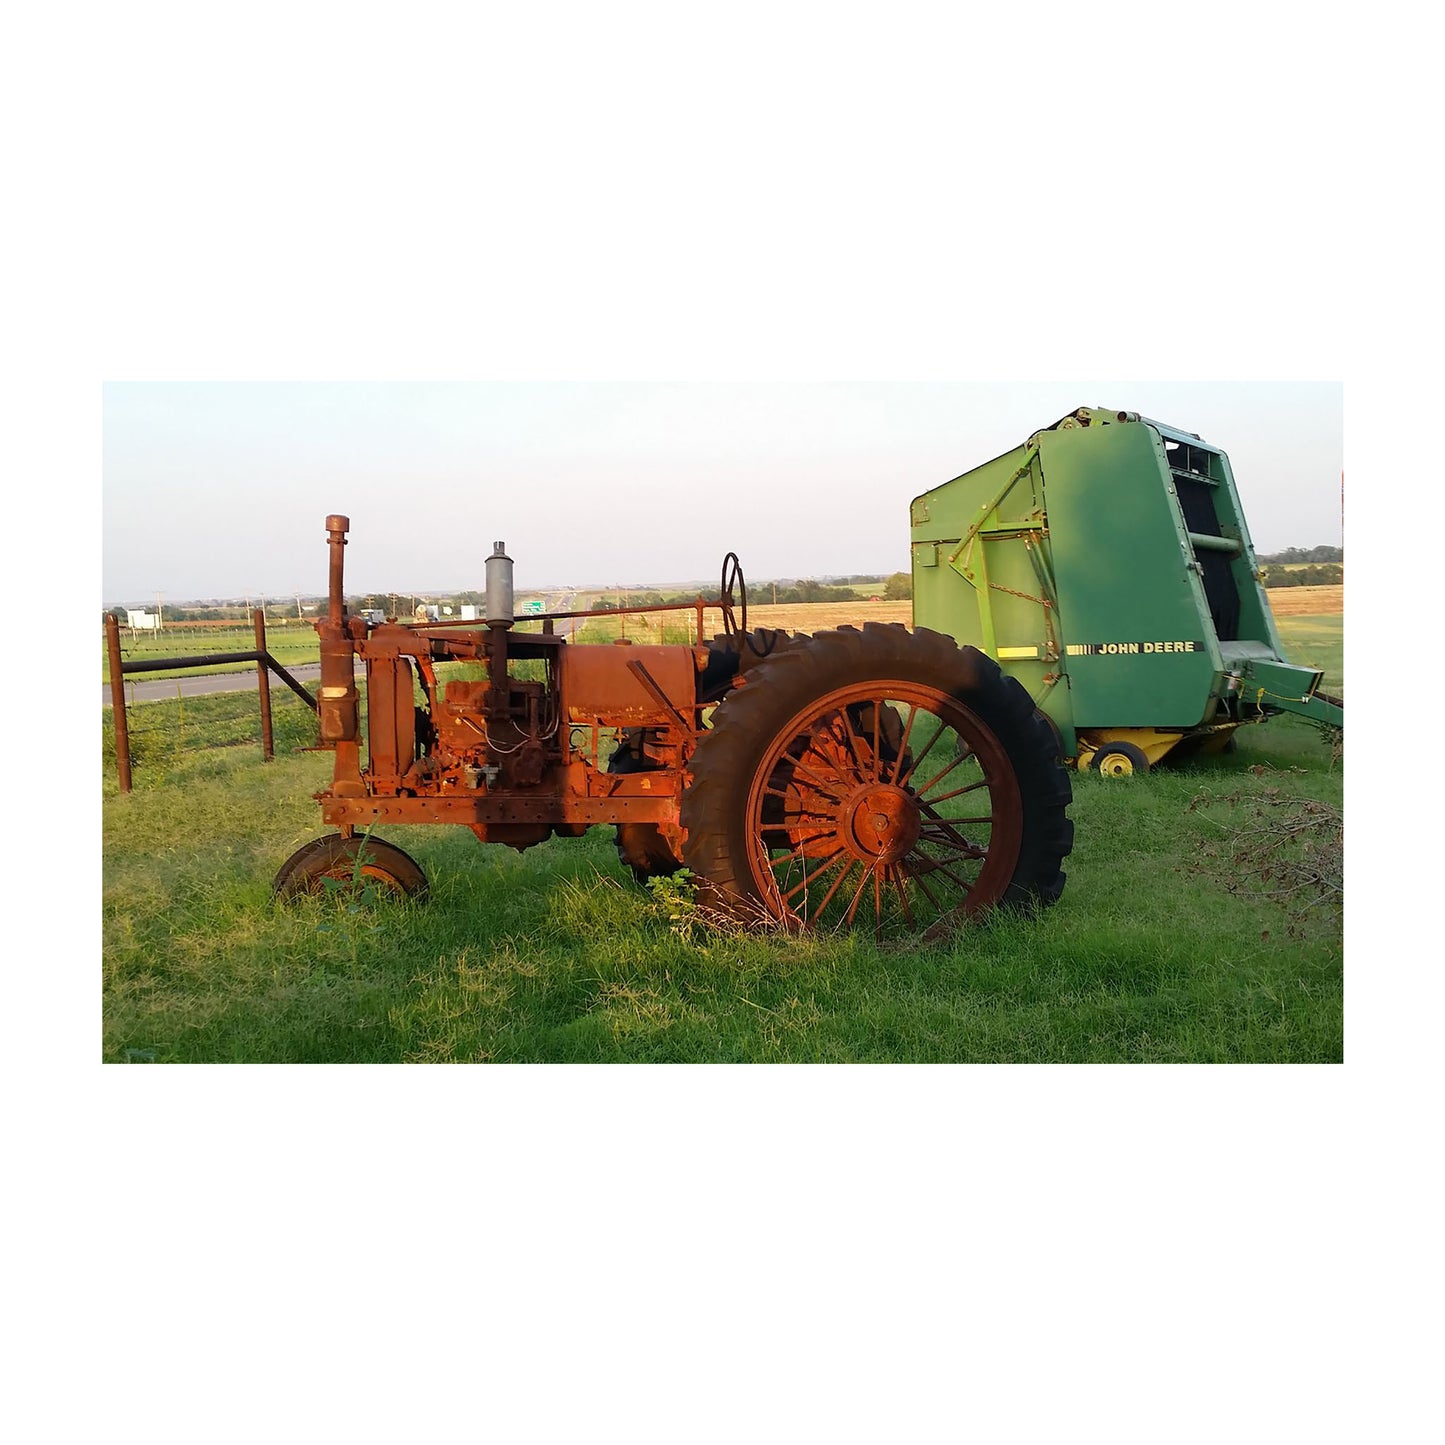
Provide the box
[155,590,164,632]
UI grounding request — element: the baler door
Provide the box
[1042,424,1221,730]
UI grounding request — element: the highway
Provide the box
[102,662,352,707]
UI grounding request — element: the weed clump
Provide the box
[1187,777,1342,939]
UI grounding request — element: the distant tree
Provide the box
[883,572,912,601]
[1259,545,1342,565]
[1260,563,1343,587]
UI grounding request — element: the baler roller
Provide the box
[1187,531,1243,556]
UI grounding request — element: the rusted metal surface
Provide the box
[560,643,698,726]
[307,520,711,855]
[275,515,1073,936]
[106,612,133,793]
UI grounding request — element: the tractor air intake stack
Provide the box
[317,514,359,746]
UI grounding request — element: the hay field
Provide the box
[1263,585,1342,617]
[743,599,913,634]
[745,584,1341,635]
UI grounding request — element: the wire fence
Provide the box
[104,610,320,792]
[102,687,323,781]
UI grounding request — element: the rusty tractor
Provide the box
[273,516,1073,940]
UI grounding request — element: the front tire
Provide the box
[272,833,429,901]
[681,624,1072,939]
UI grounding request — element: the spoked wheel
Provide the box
[272,833,429,901]
[682,624,1072,941]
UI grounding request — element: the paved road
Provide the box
[103,662,356,707]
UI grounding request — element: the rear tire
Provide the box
[681,624,1072,939]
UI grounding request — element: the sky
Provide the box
[101,380,1342,606]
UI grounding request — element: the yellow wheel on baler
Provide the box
[1090,742,1150,778]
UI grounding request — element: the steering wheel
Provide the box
[719,552,747,646]
[719,552,775,658]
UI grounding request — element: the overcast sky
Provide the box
[101,380,1341,606]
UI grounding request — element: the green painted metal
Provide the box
[910,407,1340,760]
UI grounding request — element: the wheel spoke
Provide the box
[905,848,979,898]
[814,858,861,918]
[894,719,946,790]
[776,848,846,905]
[763,802,839,822]
[899,854,947,913]
[887,864,917,932]
[922,776,991,807]
[841,864,874,927]
[833,707,871,780]
[917,827,987,860]
[915,804,988,856]
[888,704,922,785]
[912,749,969,801]
[781,754,849,804]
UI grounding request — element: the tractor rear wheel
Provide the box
[681,624,1072,940]
[272,833,429,901]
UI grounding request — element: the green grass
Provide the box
[101,611,1343,1063]
[101,696,1342,1064]
[1278,617,1343,696]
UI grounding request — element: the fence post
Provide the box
[105,612,133,794]
[254,608,274,761]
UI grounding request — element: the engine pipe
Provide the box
[318,513,359,743]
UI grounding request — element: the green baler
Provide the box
[910,407,1342,775]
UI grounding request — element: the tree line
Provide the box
[1261,563,1343,588]
[1257,545,1342,564]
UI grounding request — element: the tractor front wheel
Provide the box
[272,834,430,901]
[681,624,1072,940]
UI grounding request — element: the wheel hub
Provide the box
[840,783,920,864]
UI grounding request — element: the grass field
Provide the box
[101,611,1343,1064]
